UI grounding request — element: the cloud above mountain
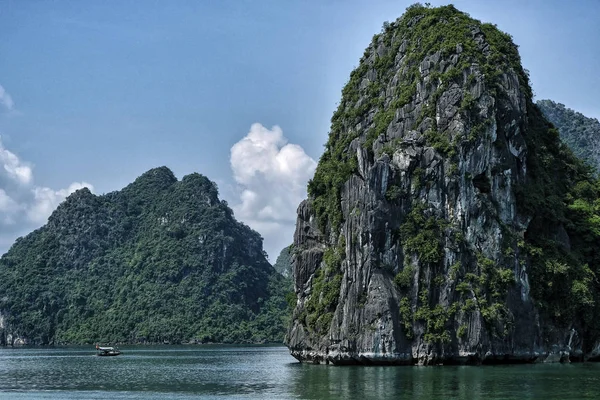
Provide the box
[0,136,93,254]
[0,141,32,185]
[230,123,316,260]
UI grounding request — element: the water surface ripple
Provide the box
[1,345,599,399]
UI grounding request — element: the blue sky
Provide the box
[0,0,599,260]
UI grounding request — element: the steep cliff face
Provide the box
[286,5,600,365]
[538,99,600,170]
[0,167,289,345]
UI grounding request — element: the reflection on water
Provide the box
[1,345,600,399]
[289,360,600,399]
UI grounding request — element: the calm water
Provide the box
[1,345,600,399]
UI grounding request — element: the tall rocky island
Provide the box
[0,167,288,345]
[286,4,600,364]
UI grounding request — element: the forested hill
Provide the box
[0,166,289,345]
[538,99,600,170]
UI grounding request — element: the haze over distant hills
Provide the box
[538,99,600,171]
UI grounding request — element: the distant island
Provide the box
[0,166,290,345]
[538,99,600,171]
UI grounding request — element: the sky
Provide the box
[0,0,599,261]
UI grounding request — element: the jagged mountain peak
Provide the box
[126,166,178,191]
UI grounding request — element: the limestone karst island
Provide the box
[285,4,600,365]
[1,4,600,372]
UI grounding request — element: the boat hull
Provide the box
[97,351,121,356]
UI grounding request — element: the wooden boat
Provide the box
[96,345,121,356]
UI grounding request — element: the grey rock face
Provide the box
[285,8,593,365]
[0,311,27,346]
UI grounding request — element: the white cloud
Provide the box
[0,189,20,213]
[0,137,32,185]
[27,182,94,223]
[0,84,14,111]
[230,123,316,260]
[0,137,93,255]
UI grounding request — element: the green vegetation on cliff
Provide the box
[0,167,289,345]
[518,106,600,334]
[302,245,344,335]
[308,3,531,233]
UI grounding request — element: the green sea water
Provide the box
[1,345,599,399]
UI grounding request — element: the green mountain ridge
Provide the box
[0,166,289,345]
[538,99,600,170]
